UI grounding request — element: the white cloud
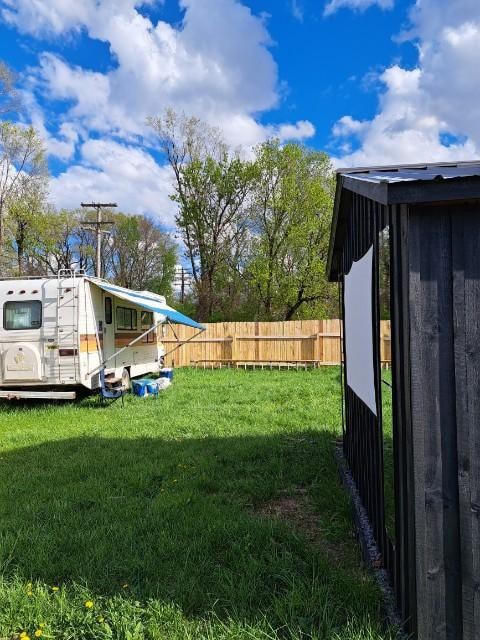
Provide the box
[49,139,178,227]
[324,0,393,17]
[1,0,94,36]
[19,89,81,161]
[9,0,313,148]
[1,0,316,218]
[275,120,316,141]
[291,0,304,22]
[401,0,480,42]
[419,21,480,144]
[332,0,480,167]
[332,115,368,137]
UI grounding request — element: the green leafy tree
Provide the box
[104,212,177,298]
[148,110,256,320]
[0,123,47,267]
[7,182,47,275]
[248,140,336,320]
[29,208,95,275]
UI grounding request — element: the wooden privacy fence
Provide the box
[162,319,391,368]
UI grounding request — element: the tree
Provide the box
[29,208,96,276]
[104,212,177,298]
[0,61,19,116]
[0,123,47,265]
[7,180,47,275]
[248,140,336,320]
[247,140,295,317]
[148,109,255,320]
[28,209,176,296]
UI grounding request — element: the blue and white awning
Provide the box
[87,278,204,330]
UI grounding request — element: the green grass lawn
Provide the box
[0,368,392,640]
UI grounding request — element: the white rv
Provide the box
[0,270,203,400]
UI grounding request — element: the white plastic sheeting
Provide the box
[344,245,377,416]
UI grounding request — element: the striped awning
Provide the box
[88,278,204,330]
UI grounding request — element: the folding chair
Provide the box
[98,368,127,406]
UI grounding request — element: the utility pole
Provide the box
[180,267,186,303]
[80,202,117,278]
[174,266,191,303]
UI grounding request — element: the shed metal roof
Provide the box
[337,161,480,185]
[327,160,480,281]
[337,160,480,205]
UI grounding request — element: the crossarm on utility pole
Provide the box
[80,202,117,278]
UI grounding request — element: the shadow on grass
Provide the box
[0,430,382,634]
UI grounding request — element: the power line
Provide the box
[80,202,117,278]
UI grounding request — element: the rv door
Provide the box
[102,295,115,366]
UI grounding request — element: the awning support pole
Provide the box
[163,326,206,358]
[87,320,164,377]
[167,318,179,342]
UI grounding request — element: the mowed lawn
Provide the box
[0,368,390,640]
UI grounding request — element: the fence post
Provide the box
[314,333,321,364]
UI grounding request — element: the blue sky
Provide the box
[0,0,479,227]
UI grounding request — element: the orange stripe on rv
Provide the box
[79,334,100,352]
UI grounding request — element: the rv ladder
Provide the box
[56,269,80,384]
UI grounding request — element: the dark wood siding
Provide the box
[408,206,462,639]
[330,158,480,640]
[451,205,480,640]
[406,202,480,639]
[339,192,480,640]
[390,204,417,631]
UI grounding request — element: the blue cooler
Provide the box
[146,381,159,396]
[132,379,150,397]
[159,367,174,381]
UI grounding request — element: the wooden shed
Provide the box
[327,161,480,640]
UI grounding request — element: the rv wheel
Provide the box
[121,368,131,391]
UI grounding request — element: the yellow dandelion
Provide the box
[84,600,94,609]
[20,634,30,640]
[27,590,33,597]
[34,631,43,638]
[51,586,59,592]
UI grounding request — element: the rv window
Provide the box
[116,306,137,331]
[4,301,42,330]
[105,297,112,324]
[141,311,155,343]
